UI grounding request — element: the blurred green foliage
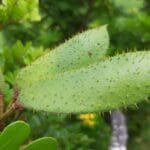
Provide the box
[0,0,41,24]
[0,0,149,149]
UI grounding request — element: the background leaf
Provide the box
[111,0,145,14]
[0,0,41,24]
[0,121,30,150]
[0,121,57,150]
[24,137,58,150]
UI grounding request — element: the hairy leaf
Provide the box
[17,51,150,113]
[16,25,109,88]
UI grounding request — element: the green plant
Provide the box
[0,121,57,150]
[16,25,109,87]
[15,27,150,113]
[0,0,40,25]
[0,0,149,149]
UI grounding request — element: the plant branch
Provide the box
[7,87,19,109]
[0,88,24,121]
[0,93,5,130]
[0,93,4,117]
[109,111,128,150]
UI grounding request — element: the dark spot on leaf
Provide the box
[88,51,92,57]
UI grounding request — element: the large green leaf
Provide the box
[16,25,109,88]
[17,51,150,113]
[0,121,30,150]
[24,137,58,150]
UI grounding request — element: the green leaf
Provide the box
[0,121,30,150]
[5,0,28,21]
[24,0,41,21]
[16,25,109,88]
[17,51,150,113]
[0,0,41,24]
[112,0,144,14]
[3,41,44,84]
[0,121,57,149]
[0,69,5,93]
[24,137,58,150]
